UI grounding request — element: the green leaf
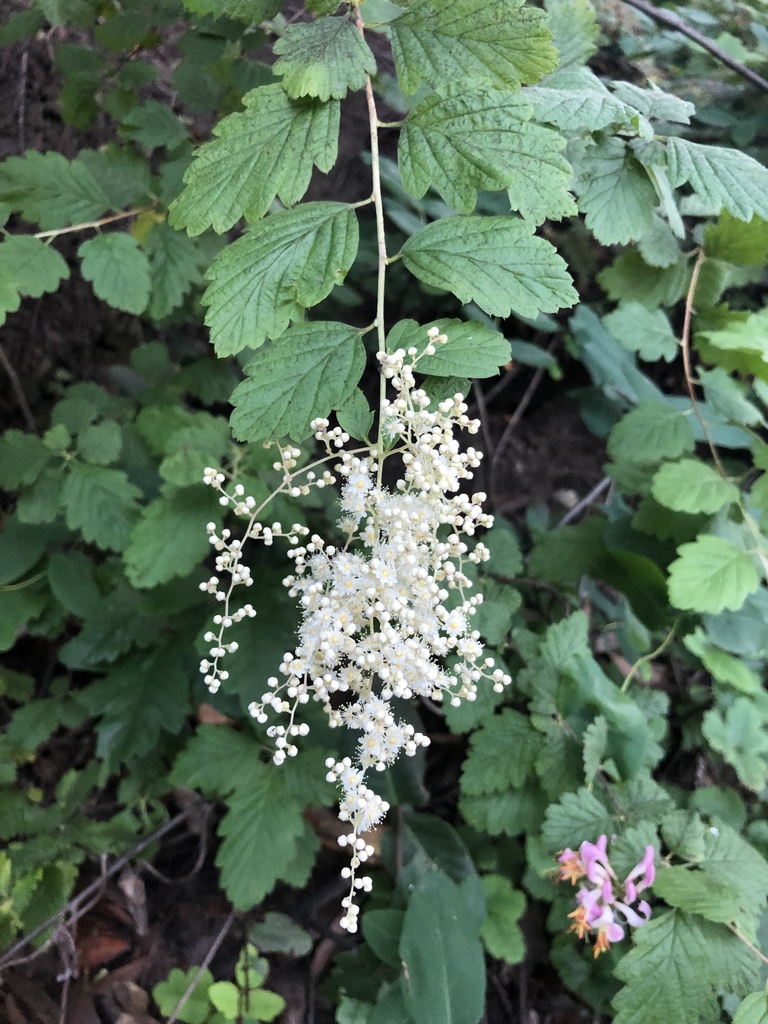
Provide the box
[574,137,656,245]
[525,74,632,133]
[273,17,376,101]
[336,388,374,442]
[684,628,761,695]
[607,403,695,464]
[124,487,220,588]
[153,967,214,1024]
[611,82,694,125]
[652,865,744,924]
[62,463,141,552]
[702,699,768,792]
[0,236,70,322]
[652,458,739,515]
[0,517,48,585]
[545,0,599,71]
[386,318,510,378]
[603,302,678,363]
[179,0,282,20]
[78,420,122,466]
[0,585,47,654]
[390,0,557,95]
[48,551,100,617]
[171,727,307,910]
[231,321,364,442]
[582,715,607,785]
[79,234,151,314]
[541,786,613,850]
[119,100,188,151]
[698,368,763,428]
[0,430,53,488]
[480,875,525,964]
[399,88,574,222]
[733,991,768,1024]
[248,913,313,956]
[0,151,111,230]
[143,221,203,321]
[700,823,768,915]
[613,910,759,1024]
[169,84,340,235]
[666,138,768,221]
[660,810,708,863]
[599,250,689,309]
[399,869,486,1024]
[363,909,405,968]
[638,216,681,269]
[705,211,768,266]
[668,535,760,614]
[202,203,359,356]
[401,216,577,320]
[78,646,189,766]
[461,709,541,796]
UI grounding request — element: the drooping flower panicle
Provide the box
[201,330,511,931]
[557,836,654,957]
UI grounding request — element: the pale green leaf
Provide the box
[62,463,141,551]
[668,535,761,614]
[124,487,220,588]
[603,302,678,363]
[684,628,761,695]
[611,82,694,124]
[390,0,557,95]
[652,458,739,514]
[574,137,656,245]
[666,138,768,221]
[153,967,213,1024]
[399,88,574,222]
[607,403,695,464]
[169,84,340,235]
[599,250,690,309]
[582,715,607,785]
[230,321,365,442]
[733,991,768,1024]
[401,216,577,320]
[480,875,525,964]
[545,0,599,72]
[700,823,768,914]
[273,17,376,101]
[698,367,763,428]
[702,700,768,793]
[386,318,510,378]
[525,76,632,132]
[660,810,708,863]
[652,865,744,924]
[697,308,768,365]
[202,203,358,356]
[638,216,681,269]
[79,234,150,314]
[0,150,111,229]
[613,910,760,1024]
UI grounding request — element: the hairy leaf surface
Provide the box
[273,17,376,100]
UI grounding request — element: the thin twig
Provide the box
[472,379,496,478]
[622,0,768,94]
[0,340,36,431]
[557,477,612,526]
[727,923,768,966]
[620,620,679,692]
[681,248,727,477]
[17,49,28,154]
[166,910,237,1024]
[0,808,194,969]
[489,364,547,505]
[32,207,150,241]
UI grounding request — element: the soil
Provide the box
[0,9,608,1024]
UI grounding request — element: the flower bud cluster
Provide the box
[557,835,655,957]
[201,330,511,930]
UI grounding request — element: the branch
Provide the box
[622,0,768,94]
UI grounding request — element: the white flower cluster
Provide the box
[201,328,510,932]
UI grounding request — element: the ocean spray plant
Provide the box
[201,332,511,929]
